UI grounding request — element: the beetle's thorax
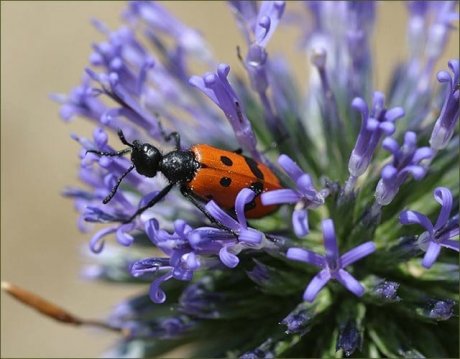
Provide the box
[160,150,200,183]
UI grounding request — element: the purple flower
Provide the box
[347,92,405,179]
[400,187,459,268]
[375,131,433,206]
[130,188,272,303]
[345,2,375,97]
[51,75,107,123]
[373,280,400,303]
[261,154,326,237]
[429,59,460,150]
[189,64,261,161]
[130,219,201,303]
[233,0,286,90]
[287,219,376,302]
[311,48,342,132]
[205,188,266,268]
[230,1,287,140]
[426,299,455,321]
[280,307,312,335]
[336,320,361,357]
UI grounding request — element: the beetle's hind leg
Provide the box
[180,186,238,237]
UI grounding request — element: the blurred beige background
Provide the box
[1,1,458,358]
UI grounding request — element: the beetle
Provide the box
[87,129,282,224]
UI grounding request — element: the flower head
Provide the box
[54,2,459,358]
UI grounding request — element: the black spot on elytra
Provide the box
[244,199,256,212]
[250,181,264,194]
[220,156,233,166]
[220,177,232,187]
[244,157,264,180]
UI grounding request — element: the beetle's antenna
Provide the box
[117,129,133,148]
[103,165,135,204]
[86,129,133,157]
[86,148,131,157]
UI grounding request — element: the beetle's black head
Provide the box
[131,140,162,178]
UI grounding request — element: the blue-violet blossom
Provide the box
[55,2,459,358]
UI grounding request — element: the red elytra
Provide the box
[188,144,282,218]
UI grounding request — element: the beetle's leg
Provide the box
[158,119,181,150]
[103,165,135,204]
[123,183,175,223]
[180,186,238,237]
[164,132,181,150]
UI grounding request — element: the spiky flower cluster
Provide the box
[55,1,459,358]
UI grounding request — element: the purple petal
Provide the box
[445,227,459,239]
[379,121,395,135]
[403,131,417,148]
[287,247,324,267]
[116,223,135,246]
[399,210,434,233]
[322,219,339,269]
[335,269,365,297]
[239,228,263,245]
[295,174,315,195]
[261,188,300,205]
[255,1,285,47]
[382,137,400,155]
[422,242,442,269]
[219,246,239,268]
[402,165,426,180]
[437,70,452,83]
[440,239,460,252]
[340,242,376,267]
[351,97,369,119]
[412,147,433,163]
[174,219,192,238]
[381,165,397,180]
[278,154,304,181]
[303,269,331,302]
[149,272,173,304]
[145,218,160,244]
[292,209,309,237]
[205,200,240,231]
[182,252,201,270]
[433,187,453,230]
[235,188,256,226]
[89,226,117,253]
[384,107,405,122]
[130,257,169,277]
[189,228,233,252]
